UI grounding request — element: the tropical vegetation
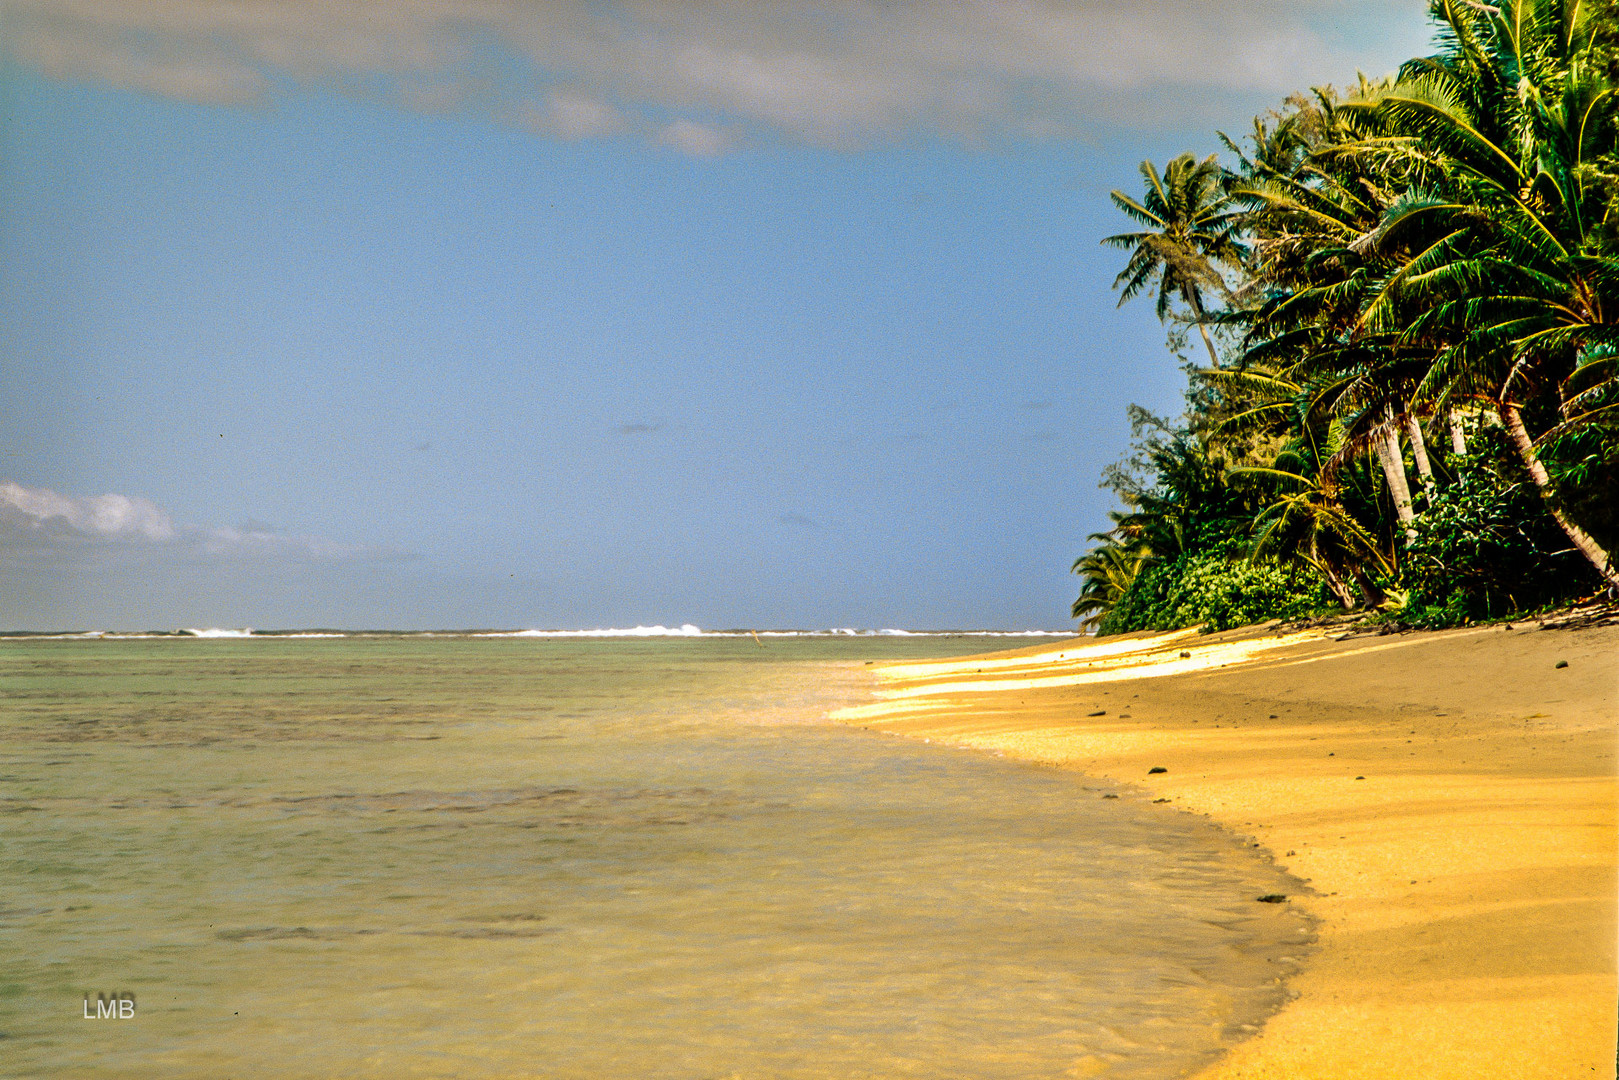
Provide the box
[1075,0,1619,633]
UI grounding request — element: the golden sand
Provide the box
[832,619,1618,1078]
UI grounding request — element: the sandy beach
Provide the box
[833,616,1618,1078]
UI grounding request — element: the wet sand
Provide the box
[832,618,1618,1078]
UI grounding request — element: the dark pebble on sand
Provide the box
[1102,794,1119,799]
[1087,710,1106,716]
[1355,775,1365,780]
[1179,651,1191,658]
[1256,894,1287,903]
[1148,767,1167,774]
[1555,660,1568,668]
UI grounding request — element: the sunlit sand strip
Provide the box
[869,629,1200,680]
[834,628,1345,716]
[843,626,1510,714]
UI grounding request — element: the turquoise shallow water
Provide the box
[0,637,1311,1079]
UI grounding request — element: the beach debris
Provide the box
[1102,793,1119,799]
[1555,660,1568,668]
[1148,766,1167,774]
[1256,894,1288,904]
[1087,710,1106,716]
[1355,775,1365,780]
[1153,797,1170,803]
[1179,651,1191,658]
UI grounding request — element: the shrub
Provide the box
[1099,539,1330,634]
[1400,429,1600,627]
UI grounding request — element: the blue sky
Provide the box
[0,1,1433,631]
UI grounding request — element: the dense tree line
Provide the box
[1076,0,1619,633]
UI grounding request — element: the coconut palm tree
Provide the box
[1103,153,1247,367]
[1340,0,1619,584]
[1071,537,1147,630]
[1074,0,1619,632]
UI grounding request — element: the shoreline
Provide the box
[832,618,1618,1078]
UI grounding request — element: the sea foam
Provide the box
[476,624,706,638]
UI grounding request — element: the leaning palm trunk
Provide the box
[1401,412,1433,487]
[1194,322,1220,368]
[1181,285,1221,368]
[1499,402,1619,589]
[1350,565,1387,608]
[1372,422,1418,543]
[1311,545,1359,610]
[1448,411,1468,456]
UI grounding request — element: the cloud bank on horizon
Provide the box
[1,1,1431,148]
[0,480,410,564]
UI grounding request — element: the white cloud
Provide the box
[0,1,1433,147]
[0,479,408,563]
[656,118,732,156]
[511,89,625,138]
[0,480,175,543]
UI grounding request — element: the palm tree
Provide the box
[1103,153,1246,367]
[1236,447,1396,610]
[1226,90,1457,499]
[1340,0,1619,585]
[1201,361,1402,606]
[1071,537,1147,630]
[1077,0,1619,632]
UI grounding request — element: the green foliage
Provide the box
[1402,486,1597,624]
[1098,406,1264,554]
[1402,431,1603,626]
[1097,533,1330,634]
[1070,543,1146,630]
[1542,421,1619,552]
[1076,0,1619,633]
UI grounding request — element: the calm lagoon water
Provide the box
[0,636,1311,1079]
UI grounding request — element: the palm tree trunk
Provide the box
[1312,548,1358,610]
[1499,401,1619,588]
[1194,321,1221,368]
[1448,410,1468,455]
[1401,412,1434,487]
[1350,565,1387,608]
[1181,284,1221,369]
[1373,421,1418,544]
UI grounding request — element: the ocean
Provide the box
[0,634,1311,1079]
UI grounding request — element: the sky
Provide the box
[0,1,1435,631]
